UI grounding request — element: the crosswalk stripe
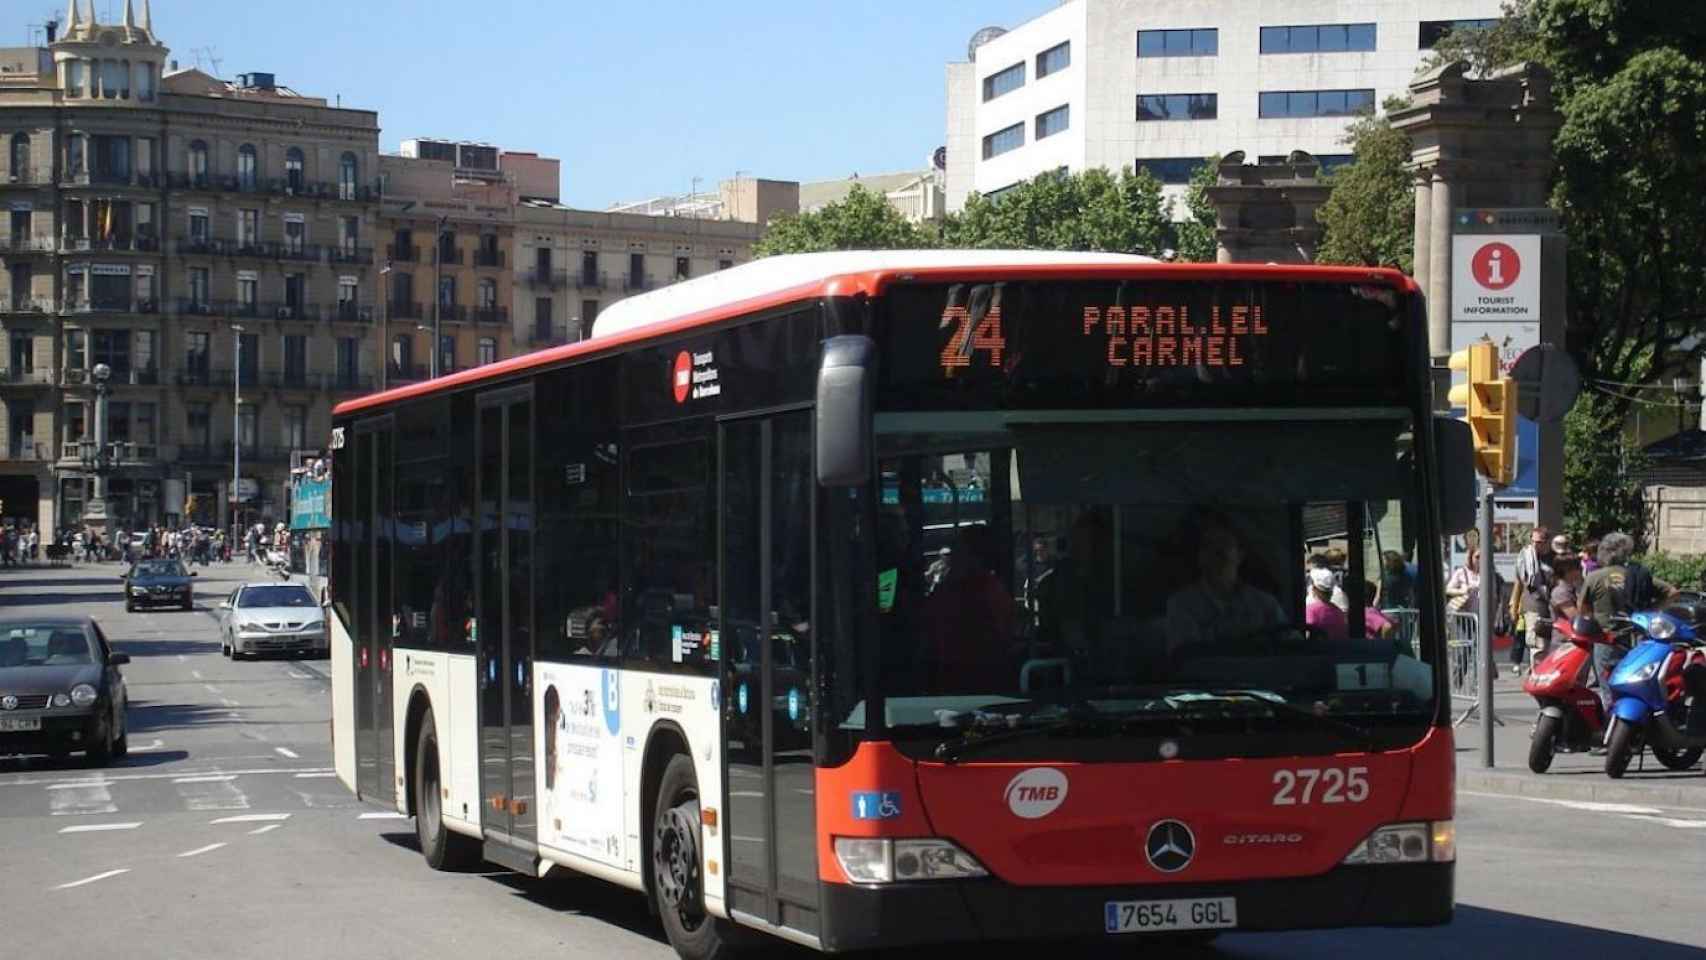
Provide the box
[59,822,140,834]
[56,868,129,889]
[177,842,227,858]
[210,813,290,824]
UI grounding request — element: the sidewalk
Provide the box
[1454,672,1706,809]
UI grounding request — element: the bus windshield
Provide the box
[869,414,1434,760]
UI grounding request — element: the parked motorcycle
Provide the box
[1524,615,1620,773]
[1604,606,1706,778]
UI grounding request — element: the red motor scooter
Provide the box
[1524,615,1621,773]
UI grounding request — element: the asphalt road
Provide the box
[2,561,1704,959]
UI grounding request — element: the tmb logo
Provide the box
[1003,767,1069,819]
[671,351,692,404]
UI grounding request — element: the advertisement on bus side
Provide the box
[537,664,627,867]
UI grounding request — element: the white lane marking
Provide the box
[0,766,332,787]
[731,835,765,844]
[293,772,335,779]
[730,790,764,798]
[220,698,239,707]
[130,738,165,753]
[172,774,236,783]
[176,777,249,812]
[49,780,117,816]
[249,823,282,835]
[274,747,299,759]
[56,868,129,889]
[192,671,204,681]
[177,842,227,858]
[46,780,112,790]
[357,811,407,820]
[1626,815,1706,829]
[58,822,141,834]
[287,672,310,680]
[210,813,290,824]
[1522,798,1663,815]
[177,655,186,662]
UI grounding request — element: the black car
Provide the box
[122,558,196,611]
[0,617,130,765]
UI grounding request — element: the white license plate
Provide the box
[0,716,42,732]
[1104,897,1236,934]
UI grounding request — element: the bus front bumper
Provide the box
[817,862,1452,951]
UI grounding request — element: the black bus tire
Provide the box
[652,753,743,960]
[1604,718,1638,779]
[415,712,478,871]
[1528,713,1559,774]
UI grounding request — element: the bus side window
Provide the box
[622,429,716,673]
[536,362,623,663]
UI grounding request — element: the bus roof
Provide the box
[333,249,1410,418]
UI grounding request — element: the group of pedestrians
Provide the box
[0,523,40,565]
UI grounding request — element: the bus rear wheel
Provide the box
[415,712,478,871]
[652,754,742,960]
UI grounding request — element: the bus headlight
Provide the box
[834,837,987,883]
[1341,821,1453,864]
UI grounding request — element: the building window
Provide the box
[477,337,497,366]
[238,209,260,249]
[1260,24,1378,54]
[438,276,456,308]
[1036,41,1070,79]
[580,250,598,284]
[1137,28,1218,58]
[628,252,645,288]
[534,297,553,339]
[981,61,1025,101]
[439,335,455,374]
[717,258,733,271]
[284,218,306,256]
[674,256,690,281]
[237,144,258,191]
[1258,89,1376,118]
[1035,104,1070,140]
[186,403,210,449]
[237,276,257,312]
[10,331,32,373]
[1257,153,1356,172]
[1136,93,1218,121]
[107,401,130,443]
[391,335,413,376]
[238,333,258,383]
[67,135,84,176]
[189,211,209,245]
[185,332,209,374]
[187,267,209,308]
[282,335,307,384]
[92,329,131,376]
[135,402,156,444]
[283,405,307,450]
[1134,157,1210,184]
[8,132,28,180]
[237,405,257,450]
[283,273,306,313]
[285,148,305,193]
[340,216,359,254]
[336,337,359,386]
[135,271,154,309]
[982,122,1025,159]
[136,62,154,101]
[339,277,358,308]
[66,329,86,369]
[102,59,125,99]
[477,278,497,311]
[1419,19,1500,49]
[339,153,359,200]
[188,140,208,185]
[134,329,154,376]
[65,59,83,97]
[579,299,598,335]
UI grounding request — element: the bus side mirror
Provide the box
[816,335,876,487]
[1433,415,1475,535]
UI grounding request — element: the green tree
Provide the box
[942,166,1174,255]
[752,184,936,256]
[1562,391,1649,543]
[1314,99,1416,274]
[1171,156,1220,263]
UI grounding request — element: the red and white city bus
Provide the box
[329,251,1473,958]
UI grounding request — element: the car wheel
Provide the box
[124,601,135,613]
[85,717,114,768]
[182,597,194,611]
[415,711,479,871]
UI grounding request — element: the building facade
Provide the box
[0,1,381,534]
[944,0,1506,212]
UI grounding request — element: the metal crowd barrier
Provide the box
[1445,610,1499,726]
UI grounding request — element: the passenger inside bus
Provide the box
[1163,518,1287,654]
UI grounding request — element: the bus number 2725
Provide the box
[1271,767,1369,805]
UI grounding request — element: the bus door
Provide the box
[351,418,396,806]
[475,387,536,854]
[720,408,819,933]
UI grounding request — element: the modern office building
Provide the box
[944,0,1505,212]
[0,1,382,533]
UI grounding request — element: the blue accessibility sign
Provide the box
[851,791,902,821]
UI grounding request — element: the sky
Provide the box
[5,0,1052,209]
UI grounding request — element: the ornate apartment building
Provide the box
[0,2,381,532]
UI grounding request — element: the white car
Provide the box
[217,582,327,660]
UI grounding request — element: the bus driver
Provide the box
[1165,520,1285,653]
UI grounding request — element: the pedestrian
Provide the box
[1580,538,1600,576]
[1510,525,1557,675]
[1378,550,1416,609]
[1550,555,1583,625]
[1580,532,1678,720]
[1305,567,1347,640]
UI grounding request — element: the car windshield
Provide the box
[865,413,1436,760]
[135,561,187,577]
[0,625,96,667]
[238,586,316,609]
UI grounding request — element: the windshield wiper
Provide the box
[1175,688,1377,752]
[933,704,1106,764]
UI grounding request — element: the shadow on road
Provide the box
[0,747,189,772]
[0,590,127,607]
[125,698,292,732]
[0,575,127,589]
[112,638,223,658]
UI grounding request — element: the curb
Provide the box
[1459,765,1706,811]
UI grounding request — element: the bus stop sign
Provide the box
[1510,344,1580,424]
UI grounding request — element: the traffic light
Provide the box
[1448,340,1518,486]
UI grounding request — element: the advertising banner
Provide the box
[289,476,331,530]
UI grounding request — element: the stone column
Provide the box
[1427,170,1453,361]
[1412,169,1432,331]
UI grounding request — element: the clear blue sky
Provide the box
[6,0,1049,208]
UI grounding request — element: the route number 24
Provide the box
[1271,767,1369,806]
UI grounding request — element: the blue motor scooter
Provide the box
[1604,607,1706,778]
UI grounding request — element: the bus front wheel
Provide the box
[652,753,742,960]
[415,712,478,871]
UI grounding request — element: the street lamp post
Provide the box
[80,362,114,535]
[232,324,244,541]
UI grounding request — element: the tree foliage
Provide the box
[1172,157,1220,263]
[1562,390,1649,544]
[752,184,937,257]
[942,166,1174,254]
[1314,102,1416,274]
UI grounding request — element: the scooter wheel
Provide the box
[1529,713,1560,774]
[1605,719,1639,779]
[1652,745,1704,771]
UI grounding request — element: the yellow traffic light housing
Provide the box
[1448,341,1518,486]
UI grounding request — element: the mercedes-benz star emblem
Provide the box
[1,695,17,711]
[1145,819,1196,873]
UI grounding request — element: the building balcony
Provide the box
[389,363,431,384]
[624,273,654,293]
[528,326,568,348]
[434,246,463,266]
[3,440,51,461]
[329,246,374,266]
[63,169,143,188]
[262,370,317,390]
[575,271,606,291]
[172,236,271,260]
[176,298,219,317]
[65,234,161,254]
[526,268,570,290]
[63,297,141,314]
[277,243,322,264]
[174,367,235,388]
[387,243,420,264]
[0,234,55,254]
[436,304,467,324]
[333,302,375,323]
[472,249,504,268]
[388,300,424,321]
[1,297,58,315]
[3,167,52,186]
[0,368,55,387]
[177,444,289,465]
[471,306,508,326]
[327,373,375,394]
